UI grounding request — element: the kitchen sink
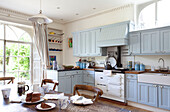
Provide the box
[138,73,170,85]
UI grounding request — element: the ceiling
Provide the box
[0,0,152,23]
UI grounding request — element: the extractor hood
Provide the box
[97,21,132,47]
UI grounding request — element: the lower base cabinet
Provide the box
[158,85,170,110]
[137,82,170,110]
[138,83,158,107]
[58,76,72,94]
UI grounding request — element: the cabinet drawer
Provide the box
[58,72,70,76]
[126,74,137,79]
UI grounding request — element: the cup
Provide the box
[57,96,69,109]
[42,85,50,94]
[32,84,40,92]
[1,88,11,99]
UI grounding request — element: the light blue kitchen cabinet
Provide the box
[83,70,95,85]
[80,32,86,56]
[85,31,91,56]
[58,76,72,94]
[129,32,141,55]
[141,30,160,54]
[126,78,138,102]
[158,85,170,110]
[138,83,158,107]
[160,28,170,54]
[73,32,81,56]
[71,74,83,93]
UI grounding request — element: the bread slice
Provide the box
[41,102,51,108]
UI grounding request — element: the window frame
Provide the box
[0,24,33,83]
[137,0,170,29]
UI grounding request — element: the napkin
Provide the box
[70,95,93,105]
[43,93,64,100]
[10,97,23,103]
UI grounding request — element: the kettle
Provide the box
[104,61,112,70]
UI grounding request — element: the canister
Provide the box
[127,61,132,70]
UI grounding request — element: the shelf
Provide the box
[49,51,62,53]
[49,42,62,45]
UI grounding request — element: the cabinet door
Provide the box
[85,31,91,56]
[126,79,137,102]
[72,75,83,92]
[83,71,95,84]
[158,85,170,110]
[58,76,72,94]
[138,83,158,107]
[95,29,102,56]
[129,32,141,55]
[73,32,78,56]
[141,30,160,54]
[160,28,170,53]
[80,32,86,56]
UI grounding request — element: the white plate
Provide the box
[36,103,56,111]
[22,98,44,104]
[107,57,117,67]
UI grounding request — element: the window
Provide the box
[0,24,32,84]
[138,0,170,29]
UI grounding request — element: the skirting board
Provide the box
[128,101,169,112]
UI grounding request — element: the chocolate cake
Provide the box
[41,102,51,108]
[31,92,41,102]
[26,92,41,102]
[26,92,33,102]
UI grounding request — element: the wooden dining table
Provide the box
[0,87,130,112]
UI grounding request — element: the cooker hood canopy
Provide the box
[97,21,132,47]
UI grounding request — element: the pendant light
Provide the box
[28,0,53,24]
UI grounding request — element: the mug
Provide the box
[57,96,69,109]
[1,88,11,99]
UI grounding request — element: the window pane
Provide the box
[0,41,3,56]
[138,3,155,29]
[6,42,18,56]
[157,0,170,26]
[5,26,18,41]
[19,32,32,42]
[6,57,18,72]
[19,72,30,81]
[0,72,3,77]
[0,57,3,71]
[0,24,4,39]
[19,57,30,71]
[19,44,31,56]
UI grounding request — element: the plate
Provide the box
[107,57,117,68]
[36,103,56,111]
[22,98,44,104]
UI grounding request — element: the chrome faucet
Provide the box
[158,58,165,69]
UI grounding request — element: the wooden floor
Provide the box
[98,99,151,112]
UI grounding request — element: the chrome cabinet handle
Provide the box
[160,86,164,88]
[153,85,157,87]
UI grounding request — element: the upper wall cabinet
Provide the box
[73,29,107,57]
[141,30,160,54]
[129,26,170,55]
[129,32,141,55]
[160,28,170,54]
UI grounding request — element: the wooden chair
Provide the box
[41,79,59,91]
[73,84,103,102]
[0,77,15,84]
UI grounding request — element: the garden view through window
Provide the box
[0,24,32,84]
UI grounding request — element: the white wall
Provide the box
[63,4,135,65]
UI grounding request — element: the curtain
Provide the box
[32,22,49,82]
